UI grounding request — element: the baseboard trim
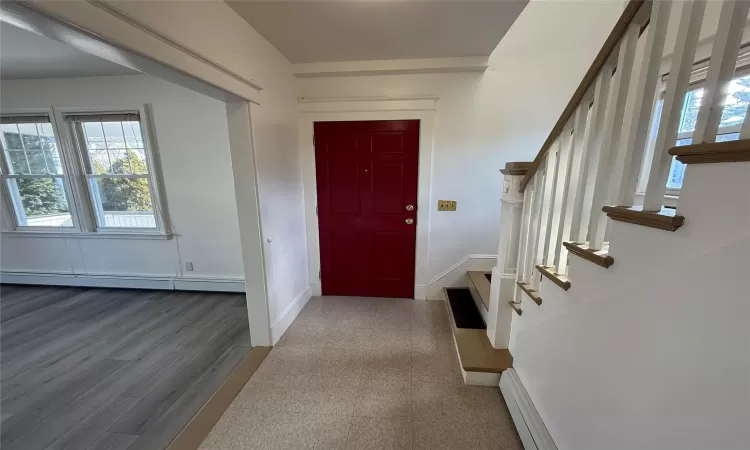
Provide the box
[425,254,496,300]
[0,270,245,292]
[309,280,322,297]
[500,369,558,450]
[270,285,312,345]
[173,276,245,293]
[167,346,271,450]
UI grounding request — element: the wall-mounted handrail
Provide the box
[519,0,649,192]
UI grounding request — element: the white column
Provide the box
[487,162,529,349]
[226,99,272,347]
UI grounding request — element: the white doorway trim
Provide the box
[298,96,438,299]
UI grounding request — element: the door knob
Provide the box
[405,218,414,225]
[405,204,414,211]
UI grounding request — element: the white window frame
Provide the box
[1,105,171,239]
[0,108,83,233]
[636,62,750,203]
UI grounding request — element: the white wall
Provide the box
[0,74,245,282]
[297,0,625,288]
[509,161,750,450]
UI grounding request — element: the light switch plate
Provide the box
[437,200,457,211]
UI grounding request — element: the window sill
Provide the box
[1,230,173,240]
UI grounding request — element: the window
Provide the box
[656,73,750,189]
[68,114,157,229]
[0,107,168,236]
[0,115,74,227]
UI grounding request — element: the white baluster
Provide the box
[524,171,544,287]
[547,122,574,269]
[587,23,640,251]
[556,102,590,274]
[692,0,750,144]
[643,0,707,211]
[513,185,533,304]
[573,66,613,243]
[540,139,561,266]
[613,0,669,207]
[533,149,557,291]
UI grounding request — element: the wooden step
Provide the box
[443,288,513,380]
[668,138,750,164]
[467,270,491,314]
[602,206,684,232]
[563,242,614,268]
[516,282,542,305]
[535,265,571,291]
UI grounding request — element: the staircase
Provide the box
[479,1,750,448]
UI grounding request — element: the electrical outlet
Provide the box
[437,200,457,211]
[185,261,194,271]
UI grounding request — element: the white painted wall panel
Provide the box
[0,75,244,279]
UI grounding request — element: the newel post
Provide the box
[487,162,531,349]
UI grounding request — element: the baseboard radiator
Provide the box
[499,369,557,450]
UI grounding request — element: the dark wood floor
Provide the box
[0,284,251,450]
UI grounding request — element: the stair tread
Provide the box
[602,206,684,232]
[467,271,491,311]
[535,265,571,291]
[563,241,614,268]
[443,288,513,374]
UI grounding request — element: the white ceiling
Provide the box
[0,24,137,80]
[227,0,529,63]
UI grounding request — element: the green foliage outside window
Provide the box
[16,178,68,216]
[93,150,152,212]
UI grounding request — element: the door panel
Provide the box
[315,120,419,298]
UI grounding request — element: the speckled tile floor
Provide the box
[199,296,522,450]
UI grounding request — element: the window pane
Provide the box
[123,121,144,149]
[18,123,41,149]
[7,177,72,227]
[719,74,750,128]
[26,150,50,174]
[716,132,740,142]
[678,89,703,134]
[7,150,29,174]
[2,124,23,149]
[2,121,63,175]
[103,122,126,149]
[90,177,155,228]
[667,138,692,189]
[81,120,148,175]
[83,121,106,150]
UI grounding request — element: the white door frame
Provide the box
[298,96,438,299]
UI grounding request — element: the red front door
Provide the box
[314,120,419,298]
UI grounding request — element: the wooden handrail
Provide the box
[520,0,650,192]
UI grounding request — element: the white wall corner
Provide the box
[425,254,497,300]
[270,285,313,345]
[310,280,322,297]
[500,369,558,450]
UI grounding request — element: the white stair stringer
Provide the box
[507,162,750,449]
